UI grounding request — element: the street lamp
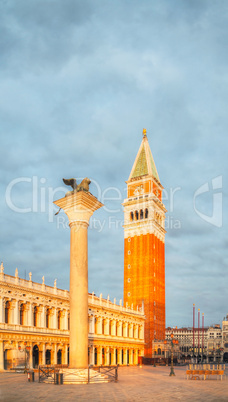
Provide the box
[18,342,31,373]
[220,348,224,365]
[164,340,168,366]
[169,334,178,377]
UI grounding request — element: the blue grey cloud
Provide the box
[0,0,227,328]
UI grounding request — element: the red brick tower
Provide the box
[123,129,166,357]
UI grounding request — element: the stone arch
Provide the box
[57,349,62,365]
[4,349,11,370]
[33,345,39,368]
[94,347,98,365]
[45,349,51,365]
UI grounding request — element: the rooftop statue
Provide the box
[63,178,91,196]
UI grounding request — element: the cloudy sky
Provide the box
[1,0,227,328]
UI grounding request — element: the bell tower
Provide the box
[123,129,166,357]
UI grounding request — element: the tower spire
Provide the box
[128,129,160,183]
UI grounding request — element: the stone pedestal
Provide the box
[54,191,103,368]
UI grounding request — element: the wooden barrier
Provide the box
[186,369,224,380]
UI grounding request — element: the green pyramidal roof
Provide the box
[131,145,148,178]
[129,134,160,182]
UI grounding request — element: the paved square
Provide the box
[0,366,228,401]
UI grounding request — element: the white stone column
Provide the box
[39,343,44,365]
[129,349,133,365]
[88,316,93,334]
[28,303,33,326]
[112,320,117,336]
[54,190,103,369]
[14,300,19,325]
[97,316,102,334]
[123,323,128,337]
[111,348,116,365]
[0,297,4,323]
[53,344,57,365]
[89,346,94,365]
[134,349,138,365]
[0,340,4,371]
[29,344,33,369]
[123,349,127,365]
[104,319,109,335]
[117,349,122,365]
[105,347,110,365]
[117,321,123,337]
[9,300,15,324]
[52,307,57,329]
[97,346,102,366]
[63,310,67,330]
[23,304,29,326]
[63,344,68,365]
[134,324,139,339]
[129,324,133,338]
[40,306,45,328]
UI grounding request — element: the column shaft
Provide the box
[0,341,4,371]
[69,222,88,368]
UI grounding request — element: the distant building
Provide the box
[123,130,166,357]
[222,315,228,362]
[0,266,145,370]
[165,325,223,362]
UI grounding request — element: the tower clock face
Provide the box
[134,185,144,196]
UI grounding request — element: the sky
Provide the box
[0,0,227,328]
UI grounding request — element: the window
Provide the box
[57,310,61,330]
[140,209,143,219]
[46,308,50,328]
[5,301,10,324]
[128,264,131,269]
[135,211,139,220]
[34,306,38,327]
[145,209,148,219]
[130,212,134,221]
[20,304,25,325]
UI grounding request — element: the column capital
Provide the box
[54,191,103,225]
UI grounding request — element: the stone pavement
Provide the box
[0,366,228,402]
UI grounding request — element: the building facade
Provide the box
[165,326,223,362]
[222,315,228,362]
[123,130,166,357]
[0,265,145,370]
